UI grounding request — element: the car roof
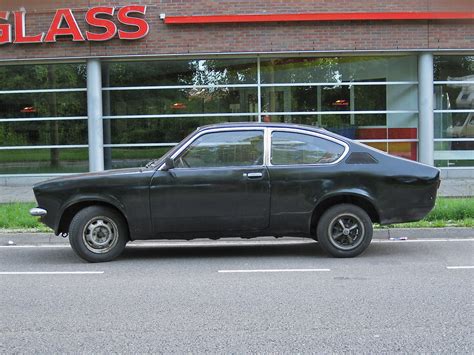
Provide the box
[196,122,328,134]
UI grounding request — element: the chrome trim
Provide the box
[434,138,474,142]
[0,144,88,150]
[434,81,474,85]
[30,208,47,217]
[259,81,418,87]
[99,81,418,92]
[261,110,418,115]
[103,113,258,119]
[103,142,178,148]
[102,84,258,91]
[159,125,350,170]
[244,172,263,178]
[257,57,262,122]
[263,127,271,166]
[0,116,87,123]
[434,109,474,113]
[0,88,86,95]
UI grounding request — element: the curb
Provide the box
[0,228,472,246]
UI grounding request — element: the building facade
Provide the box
[0,1,473,189]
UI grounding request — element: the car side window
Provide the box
[271,131,345,165]
[175,130,264,168]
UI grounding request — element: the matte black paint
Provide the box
[32,123,440,240]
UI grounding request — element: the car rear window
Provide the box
[271,131,345,165]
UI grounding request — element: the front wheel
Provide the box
[316,204,373,258]
[69,206,128,262]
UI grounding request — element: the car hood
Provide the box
[33,167,153,191]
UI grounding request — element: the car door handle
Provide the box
[244,172,263,179]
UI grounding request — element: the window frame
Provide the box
[162,127,267,170]
[158,126,349,171]
[267,128,349,167]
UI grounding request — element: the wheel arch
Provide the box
[57,197,129,237]
[310,192,380,236]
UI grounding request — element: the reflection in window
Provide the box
[176,131,264,168]
[0,121,87,146]
[0,148,88,174]
[105,116,257,145]
[434,142,474,168]
[436,112,474,140]
[107,88,257,116]
[261,56,417,84]
[109,147,172,170]
[0,63,86,90]
[261,83,388,116]
[322,85,350,111]
[261,86,318,112]
[271,131,344,165]
[103,59,257,87]
[0,93,87,119]
[434,56,474,81]
[434,56,473,167]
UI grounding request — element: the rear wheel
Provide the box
[69,206,128,262]
[316,204,372,258]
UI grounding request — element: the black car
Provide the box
[30,123,440,262]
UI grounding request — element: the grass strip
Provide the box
[0,198,473,232]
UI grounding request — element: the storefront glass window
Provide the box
[260,56,417,83]
[103,59,257,87]
[104,116,257,145]
[101,56,419,166]
[0,62,87,174]
[109,147,171,170]
[0,121,87,146]
[0,93,86,119]
[0,63,86,90]
[434,56,474,168]
[105,88,257,116]
[3,54,474,175]
[0,148,88,174]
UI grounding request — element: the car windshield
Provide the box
[144,129,199,168]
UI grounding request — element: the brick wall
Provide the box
[0,0,472,61]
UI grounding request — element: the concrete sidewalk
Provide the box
[0,228,472,246]
[0,186,35,203]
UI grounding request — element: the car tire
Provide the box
[69,206,128,262]
[316,204,372,258]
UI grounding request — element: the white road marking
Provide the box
[0,245,69,248]
[373,238,474,243]
[0,271,104,275]
[218,268,330,273]
[446,266,474,270]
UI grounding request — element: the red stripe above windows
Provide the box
[163,12,474,24]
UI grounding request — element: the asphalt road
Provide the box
[0,237,473,353]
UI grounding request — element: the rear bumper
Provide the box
[29,207,47,217]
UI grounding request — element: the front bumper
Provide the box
[29,207,47,217]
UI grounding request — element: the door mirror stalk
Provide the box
[163,157,175,171]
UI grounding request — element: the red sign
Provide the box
[163,11,474,24]
[0,5,149,44]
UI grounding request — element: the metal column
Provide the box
[87,58,104,172]
[418,52,434,165]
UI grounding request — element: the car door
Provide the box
[266,129,348,233]
[149,129,270,234]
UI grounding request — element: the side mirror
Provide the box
[162,157,175,171]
